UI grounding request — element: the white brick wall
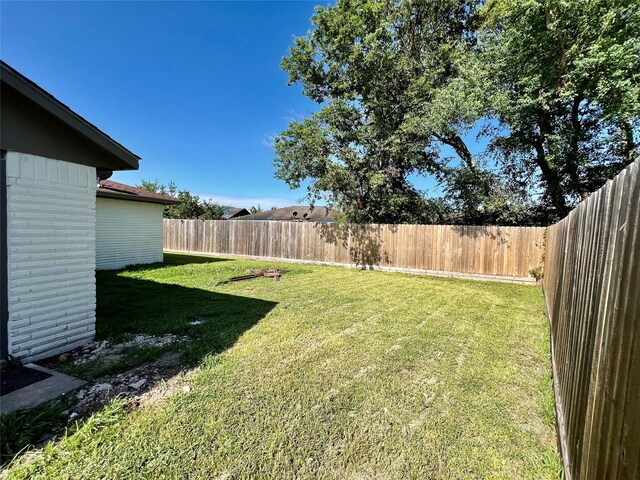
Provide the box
[6,152,97,362]
[96,197,164,270]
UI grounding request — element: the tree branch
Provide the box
[433,132,477,170]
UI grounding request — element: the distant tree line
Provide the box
[136,178,277,220]
[275,0,639,226]
[137,179,227,219]
[138,180,269,220]
[248,205,279,214]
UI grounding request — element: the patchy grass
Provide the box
[4,253,562,478]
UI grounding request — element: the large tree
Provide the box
[275,0,640,224]
[275,0,485,224]
[481,0,640,218]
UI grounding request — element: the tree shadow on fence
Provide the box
[316,222,396,268]
[450,224,511,244]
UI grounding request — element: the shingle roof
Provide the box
[238,206,335,222]
[222,207,250,220]
[97,180,180,205]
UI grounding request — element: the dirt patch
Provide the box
[63,334,187,366]
[72,351,193,415]
[46,335,193,417]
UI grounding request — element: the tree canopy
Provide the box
[274,0,639,225]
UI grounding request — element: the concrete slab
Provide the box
[0,363,85,414]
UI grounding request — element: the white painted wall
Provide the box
[5,152,97,362]
[96,197,164,270]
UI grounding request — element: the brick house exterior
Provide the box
[1,62,140,362]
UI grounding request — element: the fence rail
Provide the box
[543,159,640,480]
[164,220,545,281]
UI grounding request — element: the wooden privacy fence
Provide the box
[163,161,639,478]
[164,220,545,281]
[543,159,639,480]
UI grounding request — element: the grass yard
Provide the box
[5,253,562,479]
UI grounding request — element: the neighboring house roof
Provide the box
[221,207,250,220]
[238,206,335,222]
[97,180,180,205]
[0,61,140,178]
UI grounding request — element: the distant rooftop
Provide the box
[222,207,250,220]
[238,206,335,223]
[97,180,179,205]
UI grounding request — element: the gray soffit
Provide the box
[0,61,140,173]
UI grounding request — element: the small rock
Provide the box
[58,353,71,362]
[130,379,147,390]
[182,385,191,393]
[76,389,86,400]
[91,383,112,393]
[69,412,78,420]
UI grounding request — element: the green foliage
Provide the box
[529,265,544,282]
[137,180,228,220]
[1,400,71,466]
[276,0,639,225]
[480,0,640,218]
[137,179,177,197]
[275,0,485,224]
[249,205,263,214]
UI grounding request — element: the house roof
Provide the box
[1,61,140,177]
[238,206,335,222]
[221,207,250,220]
[97,180,180,205]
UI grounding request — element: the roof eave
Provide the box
[1,61,140,170]
[96,189,179,205]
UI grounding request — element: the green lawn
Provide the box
[5,253,562,479]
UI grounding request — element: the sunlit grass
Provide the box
[4,253,561,479]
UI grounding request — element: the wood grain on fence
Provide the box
[543,159,640,480]
[164,220,544,280]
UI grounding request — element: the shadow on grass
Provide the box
[110,253,230,275]
[2,266,277,467]
[160,253,230,266]
[96,273,277,365]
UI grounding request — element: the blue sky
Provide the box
[1,1,485,208]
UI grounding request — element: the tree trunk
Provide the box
[621,121,637,164]
[566,96,588,200]
[531,138,570,218]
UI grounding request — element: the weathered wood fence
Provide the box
[543,159,640,480]
[163,162,639,477]
[164,220,545,281]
